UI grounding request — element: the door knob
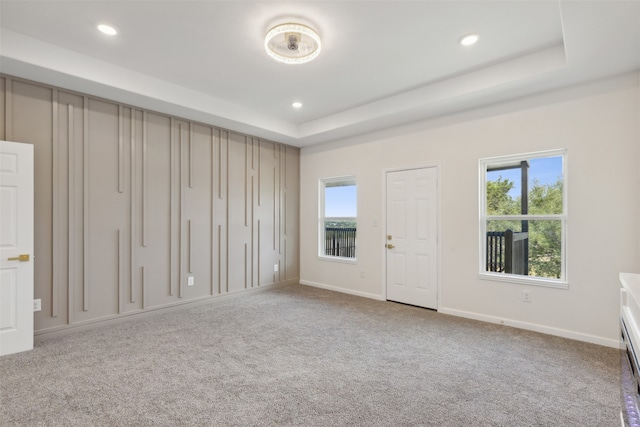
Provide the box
[386,244,395,249]
[7,254,30,262]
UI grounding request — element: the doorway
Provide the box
[385,166,438,309]
[0,140,34,356]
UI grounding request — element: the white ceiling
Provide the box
[1,1,639,147]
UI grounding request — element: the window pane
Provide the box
[486,155,563,215]
[320,178,356,259]
[528,156,563,215]
[485,175,521,216]
[485,219,562,280]
[325,185,357,217]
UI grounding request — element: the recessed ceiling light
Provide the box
[459,34,479,47]
[97,24,117,36]
[292,102,303,109]
[265,23,321,65]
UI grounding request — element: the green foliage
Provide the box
[486,177,519,215]
[325,219,356,228]
[528,179,563,278]
[486,176,563,279]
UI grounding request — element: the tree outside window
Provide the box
[480,151,566,286]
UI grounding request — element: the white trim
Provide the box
[300,280,385,301]
[380,162,442,309]
[317,255,357,264]
[478,272,568,288]
[478,149,567,286]
[438,307,621,349]
[318,175,357,260]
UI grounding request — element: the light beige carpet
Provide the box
[0,284,621,426]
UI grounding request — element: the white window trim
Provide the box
[318,176,357,262]
[478,149,568,288]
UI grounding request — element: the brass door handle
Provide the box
[7,254,30,262]
[386,244,395,249]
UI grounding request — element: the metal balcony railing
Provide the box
[325,227,356,258]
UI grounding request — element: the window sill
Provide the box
[318,255,357,265]
[479,272,568,289]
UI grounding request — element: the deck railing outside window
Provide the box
[324,226,356,258]
[486,230,529,275]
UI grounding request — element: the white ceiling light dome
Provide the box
[265,23,321,65]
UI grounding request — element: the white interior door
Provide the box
[0,141,34,356]
[386,167,438,309]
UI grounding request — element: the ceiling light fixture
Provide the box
[265,23,321,65]
[292,102,303,109]
[97,24,117,36]
[459,34,479,46]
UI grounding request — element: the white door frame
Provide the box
[381,163,442,309]
[0,140,34,356]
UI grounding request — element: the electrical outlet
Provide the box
[33,299,41,312]
[187,276,194,286]
[523,290,531,303]
[274,264,279,272]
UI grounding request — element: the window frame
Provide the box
[318,176,357,263]
[478,149,568,288]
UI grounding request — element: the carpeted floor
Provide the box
[0,284,621,426]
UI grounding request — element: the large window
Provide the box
[319,177,357,260]
[479,150,566,287]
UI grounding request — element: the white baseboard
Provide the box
[299,281,621,348]
[438,307,622,349]
[299,280,385,301]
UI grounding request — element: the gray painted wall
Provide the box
[0,75,300,337]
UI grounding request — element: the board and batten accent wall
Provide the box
[0,75,300,337]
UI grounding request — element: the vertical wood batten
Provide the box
[217,224,222,294]
[218,130,223,200]
[250,175,260,288]
[169,118,175,297]
[257,139,261,206]
[244,243,248,289]
[280,146,285,254]
[66,103,75,320]
[210,128,215,295]
[141,266,146,309]
[244,136,248,227]
[130,109,136,303]
[188,219,192,274]
[5,78,12,140]
[117,229,123,314]
[189,122,194,189]
[51,90,59,318]
[83,96,90,312]
[225,132,229,293]
[273,166,277,250]
[142,111,148,247]
[118,105,124,193]
[178,123,184,298]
